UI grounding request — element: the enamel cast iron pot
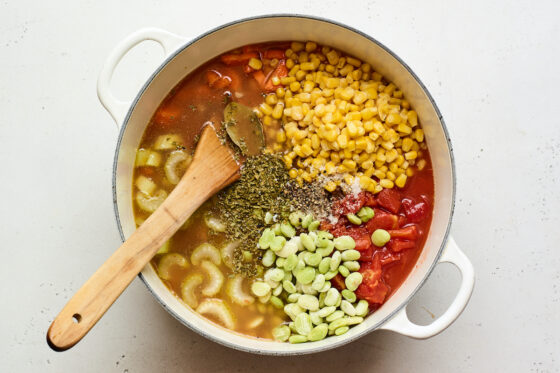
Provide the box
[97,15,475,355]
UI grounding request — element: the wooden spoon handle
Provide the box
[47,126,239,351]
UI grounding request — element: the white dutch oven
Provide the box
[97,15,474,355]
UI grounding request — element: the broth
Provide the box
[132,41,435,342]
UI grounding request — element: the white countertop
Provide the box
[1,0,559,371]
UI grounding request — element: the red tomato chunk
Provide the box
[324,180,434,311]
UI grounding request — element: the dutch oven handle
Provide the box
[379,237,475,338]
[97,28,187,126]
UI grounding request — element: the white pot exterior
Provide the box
[103,15,473,355]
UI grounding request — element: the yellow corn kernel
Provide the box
[381,141,394,150]
[352,91,367,105]
[305,41,317,52]
[407,110,418,127]
[340,87,355,101]
[344,56,360,67]
[263,115,272,126]
[357,175,371,188]
[370,71,381,81]
[324,129,338,143]
[406,168,415,177]
[294,129,308,141]
[265,94,278,106]
[374,170,386,179]
[276,87,285,97]
[414,128,424,142]
[289,81,301,92]
[360,159,373,170]
[337,133,349,149]
[326,78,340,88]
[259,103,273,116]
[288,168,298,179]
[326,50,339,65]
[311,134,320,149]
[380,179,394,188]
[386,171,396,181]
[324,180,337,192]
[401,137,413,152]
[405,151,418,160]
[291,106,303,121]
[323,161,335,175]
[286,58,295,69]
[417,158,427,171]
[294,70,306,81]
[355,137,368,151]
[364,168,375,178]
[395,174,407,188]
[283,156,293,168]
[301,143,313,157]
[366,181,377,193]
[346,121,359,137]
[276,129,286,143]
[291,41,304,52]
[343,174,354,185]
[330,152,341,163]
[386,113,402,125]
[271,102,284,119]
[280,76,296,85]
[303,80,315,93]
[342,159,356,170]
[397,123,412,134]
[248,57,263,70]
[300,62,315,70]
[385,149,398,163]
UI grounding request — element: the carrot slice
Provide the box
[206,70,222,87]
[220,52,258,66]
[252,70,266,89]
[263,49,286,59]
[263,60,288,92]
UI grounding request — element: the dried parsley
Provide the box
[217,154,289,277]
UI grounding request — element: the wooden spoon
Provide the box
[47,125,241,351]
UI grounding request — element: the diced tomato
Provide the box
[358,246,374,262]
[331,275,346,291]
[220,52,258,66]
[354,236,372,252]
[263,60,288,91]
[356,254,390,305]
[365,209,399,231]
[387,239,416,252]
[376,189,401,214]
[388,225,419,240]
[364,193,377,207]
[379,247,402,265]
[263,49,286,59]
[401,197,430,223]
[332,192,368,215]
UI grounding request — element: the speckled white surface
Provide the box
[1,0,559,372]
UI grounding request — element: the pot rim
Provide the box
[111,13,456,355]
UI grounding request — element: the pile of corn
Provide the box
[256,41,427,193]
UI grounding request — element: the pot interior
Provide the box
[112,16,454,354]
